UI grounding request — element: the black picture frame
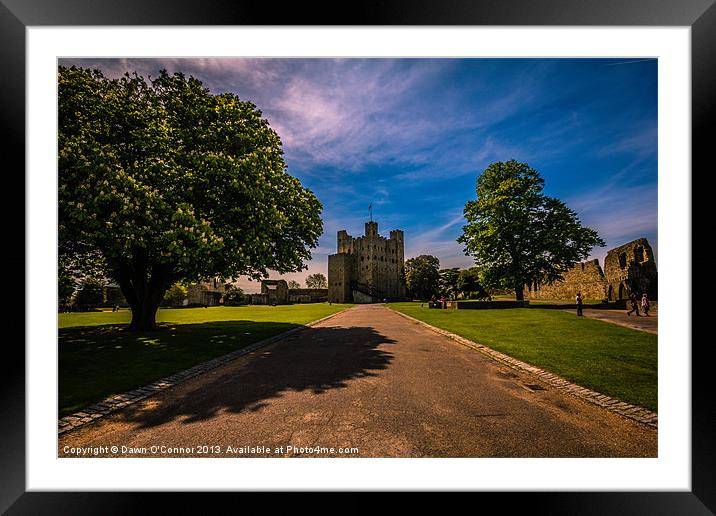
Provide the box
[2,0,711,512]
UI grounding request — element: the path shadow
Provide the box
[116,325,396,429]
[59,320,303,416]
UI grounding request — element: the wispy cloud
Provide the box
[567,173,657,264]
[596,126,657,160]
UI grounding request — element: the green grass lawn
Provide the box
[389,302,657,411]
[59,304,351,416]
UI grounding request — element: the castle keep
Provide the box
[328,221,406,303]
[526,237,657,301]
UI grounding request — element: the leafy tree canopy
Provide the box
[404,255,441,300]
[74,278,105,308]
[59,66,322,329]
[456,267,489,300]
[438,268,461,299]
[458,160,604,300]
[305,273,327,289]
[288,280,302,289]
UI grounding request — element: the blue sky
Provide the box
[60,58,658,292]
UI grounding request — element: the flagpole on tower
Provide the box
[369,202,373,222]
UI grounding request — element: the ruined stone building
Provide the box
[187,278,226,306]
[603,238,658,301]
[525,237,657,301]
[328,220,406,303]
[248,279,290,305]
[248,280,328,305]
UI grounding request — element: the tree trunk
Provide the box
[515,285,525,301]
[129,298,160,331]
[114,259,172,331]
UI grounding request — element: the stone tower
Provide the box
[328,221,406,303]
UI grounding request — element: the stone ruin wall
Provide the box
[525,238,657,301]
[288,288,328,303]
[188,279,225,306]
[526,259,607,301]
[603,238,658,301]
[249,280,327,304]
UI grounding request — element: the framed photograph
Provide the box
[3,0,712,512]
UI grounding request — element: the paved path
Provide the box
[59,305,656,458]
[569,308,658,334]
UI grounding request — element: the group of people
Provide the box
[574,291,651,317]
[428,295,448,309]
[627,292,651,317]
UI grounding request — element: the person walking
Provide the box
[575,292,583,316]
[627,292,640,316]
[641,293,651,317]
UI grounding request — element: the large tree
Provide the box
[438,268,461,300]
[59,67,322,329]
[404,255,441,300]
[458,160,604,301]
[305,273,327,289]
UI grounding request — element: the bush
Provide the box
[163,283,188,307]
[223,285,246,306]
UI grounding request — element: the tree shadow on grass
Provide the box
[112,325,396,429]
[59,320,303,416]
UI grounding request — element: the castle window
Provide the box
[619,252,627,269]
[635,246,646,263]
[361,256,364,261]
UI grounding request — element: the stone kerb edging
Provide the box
[390,308,658,429]
[58,309,349,435]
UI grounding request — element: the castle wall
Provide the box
[526,259,607,300]
[328,254,352,303]
[525,238,657,302]
[288,288,328,303]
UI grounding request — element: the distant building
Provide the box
[248,279,290,305]
[187,279,226,306]
[328,220,406,303]
[247,279,327,305]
